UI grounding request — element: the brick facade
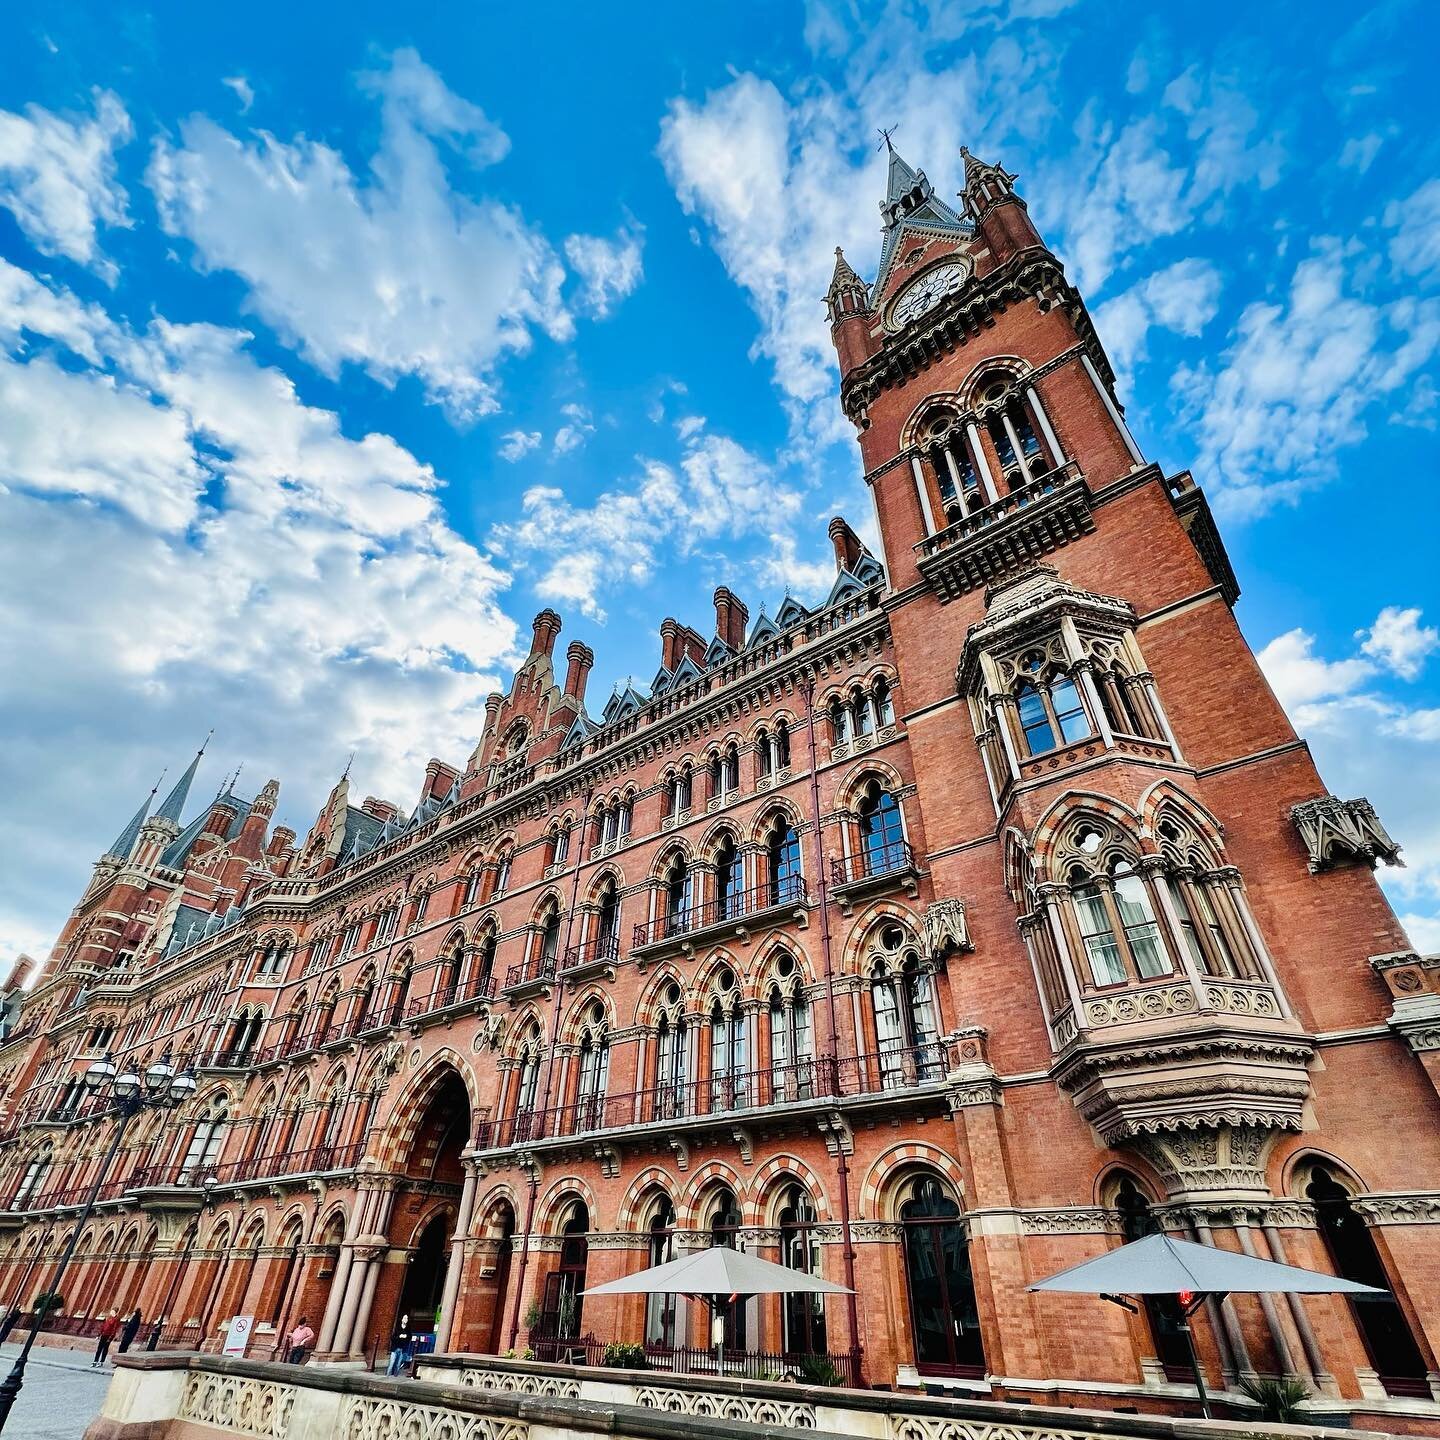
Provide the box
[3,141,1439,1427]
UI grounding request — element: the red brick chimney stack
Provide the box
[530,609,562,658]
[564,641,595,702]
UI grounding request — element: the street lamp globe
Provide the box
[144,1055,176,1097]
[85,1054,117,1089]
[113,1068,142,1102]
[167,1070,198,1105]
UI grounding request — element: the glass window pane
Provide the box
[1017,684,1056,754]
[1051,678,1091,743]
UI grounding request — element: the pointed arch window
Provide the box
[12,1145,52,1208]
[710,973,748,1110]
[769,970,813,1101]
[645,1197,677,1345]
[664,856,692,937]
[716,834,742,920]
[868,926,941,1084]
[595,882,620,961]
[779,1184,827,1356]
[900,1177,985,1377]
[473,930,498,996]
[655,1000,689,1120]
[179,1100,227,1181]
[493,849,513,897]
[858,786,906,876]
[708,1188,746,1349]
[1072,859,1171,986]
[538,908,561,971]
[1115,1177,1192,1378]
[767,820,803,905]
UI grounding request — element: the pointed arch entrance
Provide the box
[899,1176,985,1377]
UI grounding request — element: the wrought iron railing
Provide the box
[632,878,807,950]
[829,840,914,886]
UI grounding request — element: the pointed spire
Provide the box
[883,144,924,217]
[106,774,162,861]
[155,732,211,825]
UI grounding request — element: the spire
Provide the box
[825,246,868,322]
[874,142,971,297]
[105,775,161,862]
[155,732,211,825]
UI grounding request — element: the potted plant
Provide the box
[1239,1375,1311,1424]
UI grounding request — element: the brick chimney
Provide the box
[424,759,461,801]
[530,609,562,658]
[714,587,748,650]
[361,797,400,824]
[564,641,595,703]
[829,516,863,573]
[660,618,682,671]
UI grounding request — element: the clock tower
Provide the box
[827,140,1426,1394]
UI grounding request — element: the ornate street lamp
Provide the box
[0,1049,199,1433]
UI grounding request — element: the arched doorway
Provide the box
[485,1202,516,1355]
[708,1188,746,1351]
[1114,1176,1192,1380]
[644,1196,676,1347]
[540,1202,589,1341]
[397,1214,451,1340]
[898,1176,985,1377]
[1306,1164,1429,1395]
[386,1067,471,1351]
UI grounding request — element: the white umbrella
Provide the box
[584,1246,852,1374]
[1030,1233,1383,1416]
[584,1245,851,1299]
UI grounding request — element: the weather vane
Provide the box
[877,124,898,152]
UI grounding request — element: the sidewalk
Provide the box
[0,1341,114,1438]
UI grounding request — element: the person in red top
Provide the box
[92,1311,121,1367]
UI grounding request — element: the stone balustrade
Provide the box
[84,1352,1393,1440]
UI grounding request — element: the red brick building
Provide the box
[3,143,1438,1427]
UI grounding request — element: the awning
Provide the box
[583,1246,852,1299]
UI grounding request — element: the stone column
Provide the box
[1025,383,1064,465]
[1080,352,1144,466]
[965,422,1000,504]
[1234,1217,1299,1376]
[908,455,936,536]
[1263,1218,1337,1395]
[435,1165,479,1352]
[315,1245,353,1355]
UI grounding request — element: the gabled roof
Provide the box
[159,791,252,871]
[339,806,386,865]
[561,711,599,750]
[825,568,868,608]
[875,142,973,300]
[670,652,705,689]
[775,595,810,629]
[703,634,733,668]
[746,610,782,648]
[602,682,647,724]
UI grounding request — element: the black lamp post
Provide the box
[0,1050,197,1433]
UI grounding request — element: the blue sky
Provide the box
[2,0,1439,964]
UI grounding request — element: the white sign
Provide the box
[223,1315,254,1357]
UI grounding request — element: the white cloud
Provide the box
[148,48,571,421]
[0,257,522,957]
[1094,257,1222,383]
[492,424,803,622]
[0,89,131,275]
[1256,626,1376,711]
[1359,605,1439,680]
[1386,179,1440,284]
[221,76,255,114]
[1172,240,1440,516]
[1398,913,1440,954]
[564,225,644,317]
[1339,132,1383,174]
[553,402,595,455]
[498,429,542,461]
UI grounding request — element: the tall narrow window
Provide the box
[779,1186,827,1356]
[775,720,791,767]
[494,850,512,896]
[539,911,561,969]
[656,1001,688,1120]
[757,729,773,778]
[869,927,941,1085]
[858,788,906,875]
[829,699,849,745]
[708,1190,746,1349]
[1166,878,1209,972]
[852,690,873,738]
[716,835,742,920]
[474,932,497,994]
[710,976,748,1110]
[645,1200,676,1346]
[873,680,894,727]
[595,885,620,960]
[1111,863,1170,978]
[664,858,691,936]
[769,980,813,1100]
[1073,881,1126,986]
[1194,882,1240,978]
[1051,676,1090,743]
[768,821,803,905]
[1017,681,1055,755]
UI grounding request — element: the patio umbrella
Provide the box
[584,1246,852,1371]
[1030,1232,1383,1416]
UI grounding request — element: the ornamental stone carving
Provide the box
[340,1396,525,1440]
[1291,795,1403,874]
[180,1374,294,1440]
[924,899,972,959]
[632,1386,816,1429]
[454,1368,579,1398]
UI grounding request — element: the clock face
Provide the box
[888,261,968,329]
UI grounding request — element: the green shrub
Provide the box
[795,1354,843,1387]
[1239,1375,1310,1425]
[602,1343,648,1370]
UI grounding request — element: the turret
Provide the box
[959,146,1043,265]
[826,247,877,378]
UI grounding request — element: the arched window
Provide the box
[829,698,849,745]
[757,727,773,779]
[899,1177,984,1377]
[664,856,692,937]
[1306,1164,1428,1393]
[670,767,692,817]
[1071,858,1172,986]
[767,820,803,905]
[715,834,742,920]
[1015,653,1091,758]
[858,785,906,875]
[852,687,873,739]
[595,882,620,961]
[574,1004,609,1129]
[493,848,513,897]
[514,1029,543,1140]
[873,678,895,728]
[708,1188,746,1349]
[179,1099,227,1181]
[12,1144,52,1208]
[463,866,483,909]
[1114,1176,1192,1378]
[655,989,688,1121]
[710,971,748,1110]
[645,1197,676,1346]
[542,1203,589,1342]
[768,957,813,1101]
[473,930,498,996]
[538,908,561,971]
[774,720,791,768]
[779,1184,827,1356]
[724,745,740,795]
[868,926,941,1084]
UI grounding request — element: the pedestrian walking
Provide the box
[117,1308,142,1354]
[92,1310,120,1367]
[386,1313,411,1376]
[286,1316,315,1364]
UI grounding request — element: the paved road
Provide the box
[0,1342,114,1439]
